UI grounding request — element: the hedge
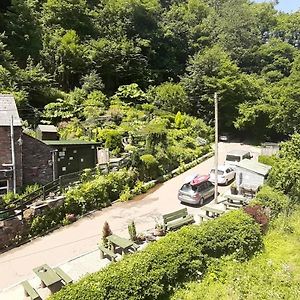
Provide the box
[50,210,262,300]
[28,169,138,237]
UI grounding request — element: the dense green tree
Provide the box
[87,38,148,93]
[147,82,191,113]
[182,45,261,129]
[3,0,42,65]
[41,29,88,90]
[41,0,95,37]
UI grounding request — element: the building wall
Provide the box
[0,126,23,191]
[236,168,265,191]
[55,144,97,176]
[22,134,54,186]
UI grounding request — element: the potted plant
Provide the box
[102,221,112,246]
[154,218,166,236]
[128,220,137,242]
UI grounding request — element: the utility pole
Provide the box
[10,115,16,194]
[214,92,218,203]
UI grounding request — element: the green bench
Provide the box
[21,280,41,300]
[163,208,195,231]
[224,201,243,210]
[98,243,117,261]
[53,267,73,285]
[226,194,248,204]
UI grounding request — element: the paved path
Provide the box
[0,142,260,290]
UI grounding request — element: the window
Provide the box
[0,180,8,195]
[198,183,206,191]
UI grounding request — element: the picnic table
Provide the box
[107,234,137,254]
[33,264,62,288]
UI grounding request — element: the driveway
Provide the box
[0,142,260,290]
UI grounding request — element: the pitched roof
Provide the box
[0,94,22,126]
[36,124,58,133]
[236,159,271,176]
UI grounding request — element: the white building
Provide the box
[235,159,271,196]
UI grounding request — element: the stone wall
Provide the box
[0,218,26,250]
[22,134,54,186]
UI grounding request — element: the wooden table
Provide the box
[33,264,62,287]
[107,234,135,254]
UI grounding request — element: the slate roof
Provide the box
[0,94,22,126]
[236,159,271,176]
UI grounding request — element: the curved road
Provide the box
[0,142,260,290]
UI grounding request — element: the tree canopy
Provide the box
[0,0,299,139]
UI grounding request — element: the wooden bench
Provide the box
[98,243,117,261]
[21,281,41,300]
[163,208,194,231]
[53,267,73,285]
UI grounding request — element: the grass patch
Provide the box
[171,208,300,300]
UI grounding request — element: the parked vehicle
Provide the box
[178,175,214,205]
[225,150,252,167]
[209,165,235,185]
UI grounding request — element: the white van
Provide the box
[225,150,252,167]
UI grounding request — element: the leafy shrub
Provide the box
[268,158,300,202]
[255,185,289,218]
[258,155,277,166]
[119,186,133,202]
[139,154,160,181]
[182,210,263,261]
[96,128,124,151]
[65,169,138,215]
[50,211,262,300]
[29,207,65,236]
[132,180,146,195]
[1,191,20,205]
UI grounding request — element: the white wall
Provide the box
[236,168,265,191]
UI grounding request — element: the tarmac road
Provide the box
[0,142,260,290]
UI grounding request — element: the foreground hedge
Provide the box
[50,210,262,300]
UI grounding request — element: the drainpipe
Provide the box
[10,116,16,193]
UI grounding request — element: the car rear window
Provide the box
[226,155,241,162]
[181,183,197,192]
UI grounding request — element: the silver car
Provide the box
[178,175,215,205]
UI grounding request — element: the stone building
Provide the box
[0,94,55,195]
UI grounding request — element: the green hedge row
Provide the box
[28,169,138,237]
[50,210,262,300]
